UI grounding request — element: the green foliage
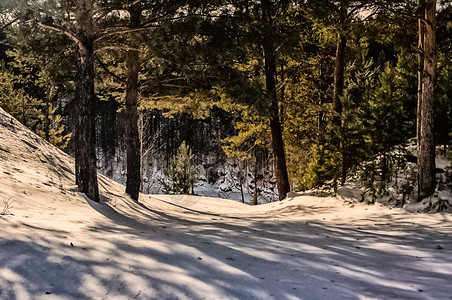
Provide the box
[283,53,335,188]
[285,35,417,191]
[2,23,73,149]
[1,0,451,201]
[0,62,42,128]
[367,58,415,152]
[0,62,71,149]
[38,103,72,149]
[140,89,218,119]
[5,24,74,94]
[340,52,415,185]
[281,2,424,192]
[340,55,377,178]
[436,6,452,146]
[282,20,337,189]
[302,144,342,189]
[162,141,198,194]
[222,113,269,160]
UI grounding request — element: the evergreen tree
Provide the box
[162,141,198,194]
[189,0,303,200]
[124,3,142,202]
[436,4,452,149]
[417,0,437,199]
[2,0,451,205]
[0,62,42,128]
[96,0,205,201]
[21,0,102,201]
[4,23,73,149]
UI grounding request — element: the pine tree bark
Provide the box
[125,5,142,201]
[74,0,99,202]
[262,0,290,201]
[333,33,346,127]
[336,33,348,184]
[418,0,437,199]
[318,57,328,135]
[333,2,348,183]
[44,98,51,141]
[417,0,425,142]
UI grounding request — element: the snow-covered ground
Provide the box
[332,140,452,214]
[1,107,452,300]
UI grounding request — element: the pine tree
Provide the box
[192,0,300,200]
[15,0,102,201]
[162,141,198,195]
[124,3,142,202]
[0,62,42,128]
[261,0,290,200]
[38,103,72,149]
[4,24,73,149]
[417,0,437,199]
[71,0,99,202]
[95,0,202,201]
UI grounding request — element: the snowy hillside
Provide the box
[1,106,452,299]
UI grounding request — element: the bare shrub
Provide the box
[1,198,14,215]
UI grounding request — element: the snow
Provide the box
[331,141,452,213]
[1,106,452,299]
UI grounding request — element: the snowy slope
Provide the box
[1,106,452,300]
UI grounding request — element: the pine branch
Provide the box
[95,55,126,84]
[1,17,20,30]
[124,0,143,8]
[363,0,426,23]
[140,13,217,28]
[356,7,380,22]
[37,21,84,51]
[95,45,141,53]
[95,26,159,43]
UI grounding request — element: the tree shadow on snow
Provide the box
[1,195,452,300]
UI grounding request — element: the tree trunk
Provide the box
[418,0,437,199]
[417,0,425,142]
[333,33,346,127]
[252,152,258,205]
[262,0,290,201]
[125,5,142,201]
[332,3,348,184]
[74,0,99,202]
[44,98,50,141]
[334,33,347,183]
[279,64,285,125]
[318,57,327,136]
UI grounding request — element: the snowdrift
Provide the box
[1,107,452,299]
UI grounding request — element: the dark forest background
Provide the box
[1,0,451,204]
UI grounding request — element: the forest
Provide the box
[2,1,452,299]
[1,0,452,205]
